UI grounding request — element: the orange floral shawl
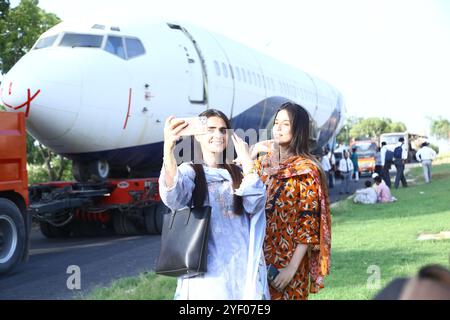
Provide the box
[257,154,331,293]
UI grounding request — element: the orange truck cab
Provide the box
[350,140,377,175]
[0,112,30,274]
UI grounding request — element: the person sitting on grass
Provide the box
[353,180,377,204]
[372,173,396,203]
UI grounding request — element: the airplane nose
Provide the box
[0,49,82,141]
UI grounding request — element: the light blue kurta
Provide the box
[159,163,269,300]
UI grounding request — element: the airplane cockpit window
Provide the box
[34,34,58,49]
[59,33,103,48]
[105,36,126,59]
[92,24,105,30]
[125,38,145,59]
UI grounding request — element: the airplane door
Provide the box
[167,24,206,104]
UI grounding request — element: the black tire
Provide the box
[39,221,70,238]
[143,205,158,235]
[122,215,140,235]
[0,198,26,274]
[112,212,127,235]
[155,202,168,235]
[89,160,110,182]
[72,161,90,182]
[112,212,140,235]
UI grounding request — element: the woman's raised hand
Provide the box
[231,133,254,174]
[250,139,275,159]
[164,116,188,151]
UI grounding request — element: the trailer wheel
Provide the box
[72,161,90,182]
[0,198,26,274]
[89,160,110,182]
[143,205,158,235]
[112,212,140,235]
[39,222,71,238]
[112,211,127,235]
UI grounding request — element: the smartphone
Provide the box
[267,264,279,282]
[176,116,208,136]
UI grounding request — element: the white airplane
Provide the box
[0,19,345,181]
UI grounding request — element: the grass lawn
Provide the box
[312,159,450,299]
[87,156,450,300]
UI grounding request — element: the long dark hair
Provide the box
[191,109,244,215]
[273,102,329,195]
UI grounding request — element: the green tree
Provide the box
[0,1,10,69]
[1,0,68,182]
[387,121,407,133]
[430,118,450,140]
[26,133,43,164]
[0,0,60,73]
[26,133,72,183]
[0,0,9,19]
[336,116,361,145]
[349,117,406,140]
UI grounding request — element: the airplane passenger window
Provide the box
[235,66,241,81]
[60,33,103,48]
[125,38,145,59]
[221,62,228,78]
[34,35,58,49]
[105,36,126,59]
[241,68,247,82]
[214,61,221,76]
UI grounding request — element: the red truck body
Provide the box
[0,112,30,274]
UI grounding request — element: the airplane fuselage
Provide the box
[1,19,345,177]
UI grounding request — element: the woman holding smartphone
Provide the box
[159,109,269,300]
[251,102,331,300]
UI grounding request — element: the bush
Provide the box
[27,160,73,184]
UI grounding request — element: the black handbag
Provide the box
[155,204,211,278]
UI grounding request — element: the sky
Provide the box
[9,0,450,136]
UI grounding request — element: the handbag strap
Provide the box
[190,164,207,208]
[168,165,205,230]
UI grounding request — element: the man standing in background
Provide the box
[321,148,333,188]
[351,147,359,182]
[393,137,408,189]
[380,142,392,187]
[416,142,437,183]
[339,150,354,194]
